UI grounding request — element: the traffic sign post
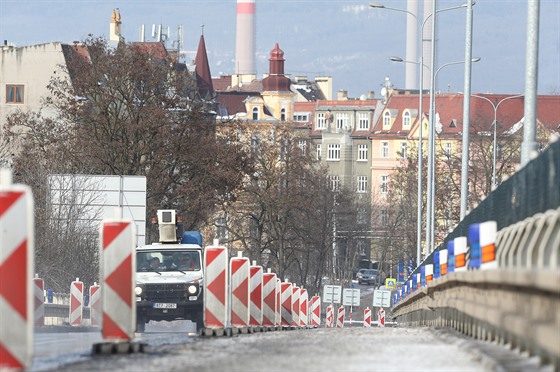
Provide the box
[373,289,391,308]
[343,288,360,327]
[322,285,342,305]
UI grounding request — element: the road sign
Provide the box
[385,278,397,289]
[322,285,342,304]
[373,289,392,308]
[342,288,360,306]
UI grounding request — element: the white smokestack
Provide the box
[422,0,434,89]
[406,0,419,90]
[235,0,256,76]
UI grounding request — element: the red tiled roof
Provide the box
[216,91,262,116]
[213,75,233,92]
[194,34,214,99]
[130,42,168,59]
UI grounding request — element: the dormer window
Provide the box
[383,111,391,126]
[252,107,259,120]
[403,111,411,127]
[280,108,286,121]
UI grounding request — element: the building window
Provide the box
[358,113,369,130]
[6,85,24,104]
[381,142,389,158]
[216,216,227,241]
[380,209,388,226]
[330,175,340,192]
[327,144,340,161]
[357,176,367,193]
[316,113,326,129]
[252,107,259,120]
[381,175,388,194]
[316,144,322,161]
[444,142,452,158]
[293,113,309,122]
[403,111,411,127]
[336,113,348,130]
[399,142,408,159]
[298,140,306,155]
[357,144,368,161]
[280,108,286,121]
[383,111,391,127]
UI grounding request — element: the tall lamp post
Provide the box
[370,1,469,267]
[427,57,481,254]
[462,93,524,187]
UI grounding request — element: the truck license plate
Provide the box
[153,303,177,309]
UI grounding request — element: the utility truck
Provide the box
[135,210,204,332]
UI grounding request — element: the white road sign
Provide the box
[342,288,360,306]
[373,289,392,308]
[322,285,342,304]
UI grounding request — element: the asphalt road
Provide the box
[34,325,551,372]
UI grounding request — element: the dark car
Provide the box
[358,269,378,285]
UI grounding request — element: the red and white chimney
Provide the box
[235,0,256,82]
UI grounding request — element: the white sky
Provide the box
[1,0,559,98]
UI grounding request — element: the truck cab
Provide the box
[134,210,204,332]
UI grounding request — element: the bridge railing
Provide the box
[393,138,560,369]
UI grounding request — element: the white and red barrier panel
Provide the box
[275,278,281,326]
[230,255,250,328]
[203,245,228,329]
[363,307,371,328]
[89,283,101,327]
[249,264,263,327]
[262,272,277,327]
[309,296,320,328]
[378,308,385,328]
[439,250,448,276]
[336,305,345,328]
[100,219,136,340]
[291,285,300,327]
[0,173,34,370]
[280,282,292,327]
[325,304,334,328]
[299,288,308,327]
[33,276,44,327]
[69,279,84,327]
[425,264,433,284]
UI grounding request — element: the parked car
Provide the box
[358,269,378,285]
[355,269,367,281]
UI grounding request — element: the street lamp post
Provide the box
[427,57,481,254]
[463,93,524,187]
[370,1,468,266]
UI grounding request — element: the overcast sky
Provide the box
[1,0,559,98]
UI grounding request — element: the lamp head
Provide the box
[472,57,481,62]
[369,3,385,9]
[389,56,403,62]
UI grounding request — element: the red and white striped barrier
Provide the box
[378,308,385,328]
[479,221,498,270]
[100,218,136,340]
[230,254,250,328]
[0,170,34,370]
[33,276,44,327]
[309,295,321,328]
[425,264,433,284]
[204,245,228,329]
[363,307,371,328]
[89,283,101,327]
[249,263,263,327]
[69,278,84,326]
[439,249,448,276]
[299,288,308,327]
[291,285,300,327]
[280,281,292,327]
[336,305,345,328]
[325,304,334,328]
[262,271,277,327]
[275,278,281,326]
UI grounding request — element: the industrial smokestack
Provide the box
[406,0,419,89]
[235,0,256,77]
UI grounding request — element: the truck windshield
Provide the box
[137,250,201,272]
